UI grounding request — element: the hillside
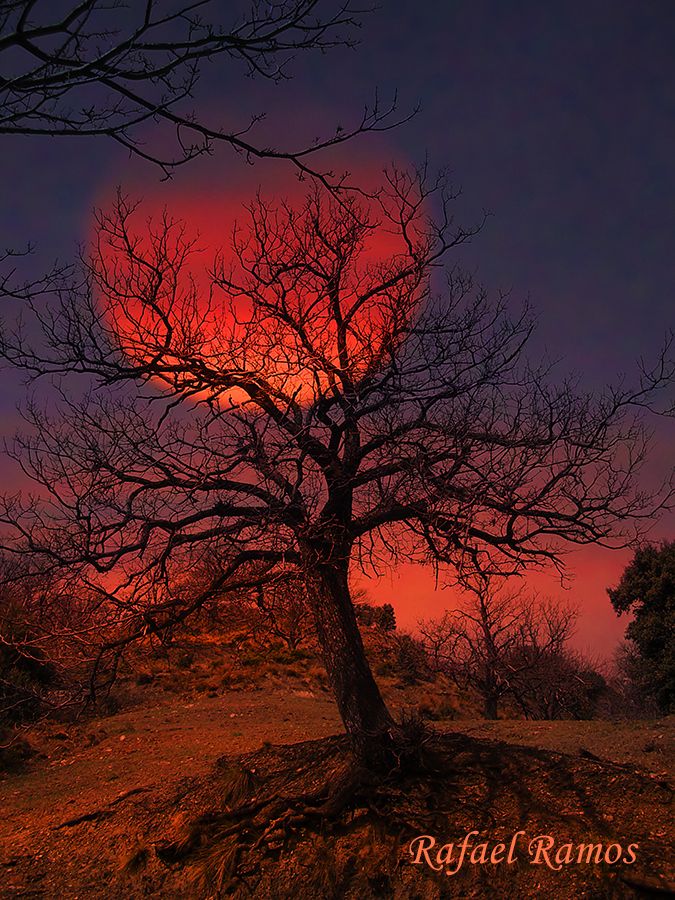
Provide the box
[0,620,673,898]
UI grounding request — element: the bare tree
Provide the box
[0,0,397,179]
[252,572,314,650]
[0,166,672,764]
[0,550,107,727]
[508,644,607,720]
[419,578,578,719]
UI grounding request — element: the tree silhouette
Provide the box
[0,167,672,763]
[419,579,578,719]
[252,572,314,651]
[0,1,396,179]
[608,540,675,713]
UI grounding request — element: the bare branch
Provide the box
[0,1,404,181]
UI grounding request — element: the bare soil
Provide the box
[0,690,672,899]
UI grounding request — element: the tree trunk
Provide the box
[483,693,499,720]
[304,555,395,766]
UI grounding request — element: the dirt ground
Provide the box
[0,691,672,898]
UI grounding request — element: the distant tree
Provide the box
[0,1,394,178]
[607,641,660,717]
[0,553,62,725]
[1,169,672,765]
[391,632,429,685]
[508,646,607,720]
[608,541,675,714]
[0,547,123,726]
[419,578,578,719]
[355,601,396,632]
[253,573,314,651]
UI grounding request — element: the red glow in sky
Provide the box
[360,546,634,661]
[92,162,419,406]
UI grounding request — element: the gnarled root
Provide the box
[154,731,433,894]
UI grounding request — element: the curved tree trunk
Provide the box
[304,555,395,766]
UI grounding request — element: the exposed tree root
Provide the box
[153,730,431,895]
[145,730,673,899]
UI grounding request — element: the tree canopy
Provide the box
[609,540,675,713]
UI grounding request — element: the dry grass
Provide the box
[1,687,673,898]
[100,625,465,728]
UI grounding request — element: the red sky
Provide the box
[361,548,634,662]
[3,9,672,665]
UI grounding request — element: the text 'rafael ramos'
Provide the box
[409,831,639,875]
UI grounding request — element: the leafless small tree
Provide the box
[0,166,672,764]
[508,644,607,720]
[252,572,314,651]
[0,550,108,727]
[0,1,398,179]
[419,578,578,719]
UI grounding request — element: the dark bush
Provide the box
[1,597,58,725]
[393,634,430,685]
[355,602,397,632]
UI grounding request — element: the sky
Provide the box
[1,0,674,658]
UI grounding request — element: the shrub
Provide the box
[355,602,397,632]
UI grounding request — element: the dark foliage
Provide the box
[508,647,608,720]
[608,541,675,714]
[0,557,57,726]
[354,602,396,632]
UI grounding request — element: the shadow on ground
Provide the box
[35,732,674,898]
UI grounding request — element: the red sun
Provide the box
[90,166,426,407]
